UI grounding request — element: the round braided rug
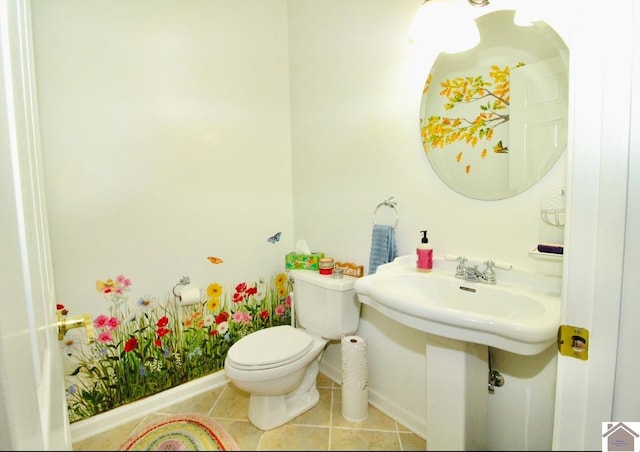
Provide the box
[119,413,240,451]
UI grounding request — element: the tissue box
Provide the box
[285,252,325,270]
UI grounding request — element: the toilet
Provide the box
[224,269,361,430]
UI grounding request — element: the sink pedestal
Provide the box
[426,334,488,451]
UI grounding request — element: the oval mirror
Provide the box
[419,10,569,200]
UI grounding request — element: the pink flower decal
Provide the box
[116,275,132,288]
[97,331,113,343]
[94,315,109,329]
[94,315,119,331]
[232,311,252,325]
[106,316,120,330]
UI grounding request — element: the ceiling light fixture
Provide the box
[408,0,486,52]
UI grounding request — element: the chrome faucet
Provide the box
[455,257,497,285]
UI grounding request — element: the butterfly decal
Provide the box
[207,256,223,264]
[267,232,282,244]
[493,140,509,153]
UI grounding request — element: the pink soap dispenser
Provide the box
[416,230,433,272]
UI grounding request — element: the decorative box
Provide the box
[285,252,325,270]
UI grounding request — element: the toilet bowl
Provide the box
[224,325,328,430]
[224,269,361,430]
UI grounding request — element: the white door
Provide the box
[553,1,635,449]
[509,55,568,189]
[0,0,72,449]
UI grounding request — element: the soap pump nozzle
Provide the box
[420,230,429,244]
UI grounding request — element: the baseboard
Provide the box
[319,360,427,439]
[70,371,229,443]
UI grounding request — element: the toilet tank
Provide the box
[289,269,361,340]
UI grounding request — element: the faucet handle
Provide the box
[483,260,496,283]
[455,256,467,277]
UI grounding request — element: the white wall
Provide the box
[30,0,294,308]
[29,0,579,447]
[288,0,570,444]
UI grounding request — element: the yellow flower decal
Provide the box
[275,273,287,288]
[206,283,223,299]
[206,297,220,313]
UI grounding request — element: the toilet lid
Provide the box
[227,325,314,370]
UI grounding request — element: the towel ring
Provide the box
[372,196,399,229]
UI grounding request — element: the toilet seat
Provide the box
[226,325,313,371]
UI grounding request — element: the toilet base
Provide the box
[247,354,322,430]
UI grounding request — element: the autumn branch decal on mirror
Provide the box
[420,62,524,174]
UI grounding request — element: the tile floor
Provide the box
[72,372,426,451]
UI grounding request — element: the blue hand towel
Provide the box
[368,224,398,275]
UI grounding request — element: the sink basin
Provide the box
[354,255,561,355]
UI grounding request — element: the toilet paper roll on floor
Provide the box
[341,335,369,422]
[174,286,201,306]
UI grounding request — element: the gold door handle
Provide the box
[57,311,95,344]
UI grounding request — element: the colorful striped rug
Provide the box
[119,413,240,451]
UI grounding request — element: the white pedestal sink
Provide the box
[354,255,561,450]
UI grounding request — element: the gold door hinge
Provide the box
[557,324,589,360]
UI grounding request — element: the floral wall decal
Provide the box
[63,272,293,423]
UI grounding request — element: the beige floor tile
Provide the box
[153,385,224,416]
[215,418,264,451]
[72,416,146,451]
[209,384,251,420]
[316,372,335,389]
[290,387,333,427]
[399,431,427,451]
[258,424,330,451]
[330,428,401,451]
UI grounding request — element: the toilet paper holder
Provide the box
[172,275,191,297]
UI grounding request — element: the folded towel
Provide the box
[537,242,564,254]
[368,224,398,275]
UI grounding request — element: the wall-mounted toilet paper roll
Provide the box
[175,286,201,306]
